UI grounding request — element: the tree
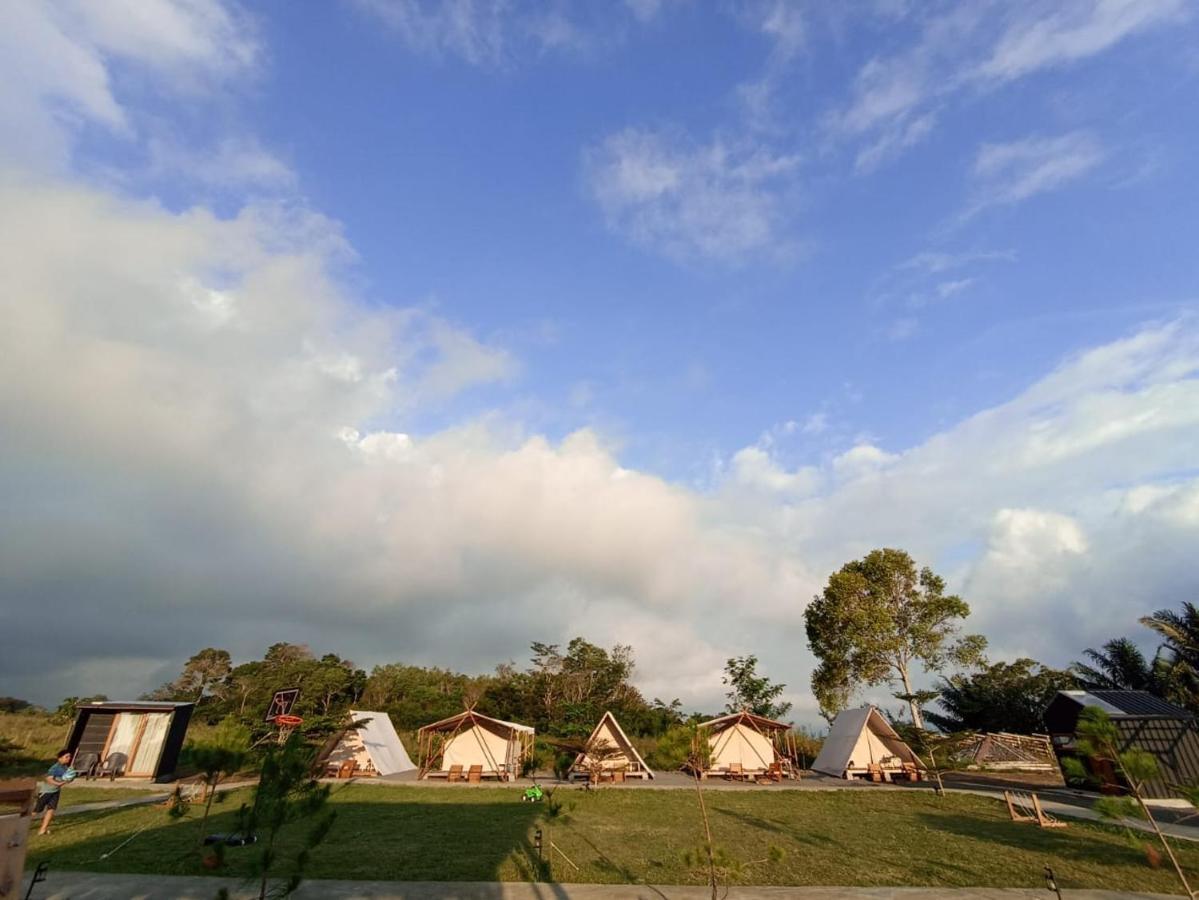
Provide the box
[805,548,986,729]
[55,695,106,720]
[722,656,791,720]
[925,658,1077,734]
[0,697,32,713]
[1073,638,1159,693]
[1140,602,1199,711]
[176,648,233,701]
[176,717,250,840]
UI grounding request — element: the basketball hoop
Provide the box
[271,713,304,744]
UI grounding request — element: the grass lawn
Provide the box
[24,784,1199,893]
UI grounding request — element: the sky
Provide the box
[1,0,1198,724]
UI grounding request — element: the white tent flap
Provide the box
[348,710,416,775]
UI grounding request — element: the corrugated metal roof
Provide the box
[79,700,194,711]
[1088,691,1194,718]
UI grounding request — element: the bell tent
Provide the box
[570,711,654,781]
[812,706,923,781]
[320,710,416,777]
[417,709,534,781]
[696,710,795,779]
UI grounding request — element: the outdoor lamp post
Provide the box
[1043,865,1062,899]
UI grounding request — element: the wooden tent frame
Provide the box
[416,709,533,782]
[696,710,797,779]
[569,711,654,781]
[1005,790,1067,828]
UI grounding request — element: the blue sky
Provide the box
[2,0,1199,719]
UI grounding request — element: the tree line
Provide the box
[10,545,1194,745]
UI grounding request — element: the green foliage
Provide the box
[233,732,335,899]
[0,697,33,713]
[722,655,791,719]
[642,725,700,772]
[54,695,107,720]
[926,658,1077,733]
[1073,638,1160,693]
[805,548,986,728]
[1139,602,1199,712]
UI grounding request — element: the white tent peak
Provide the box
[572,710,654,779]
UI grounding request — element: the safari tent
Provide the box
[319,710,416,778]
[812,706,924,782]
[417,710,534,782]
[696,710,795,779]
[570,711,654,781]
[64,700,193,782]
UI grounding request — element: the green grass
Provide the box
[24,784,1199,893]
[0,711,72,776]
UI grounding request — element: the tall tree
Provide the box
[176,648,233,701]
[1073,638,1157,692]
[1140,602,1199,710]
[722,655,791,719]
[805,548,986,729]
[925,658,1077,734]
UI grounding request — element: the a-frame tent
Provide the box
[570,711,654,780]
[696,710,794,778]
[417,709,534,781]
[812,706,924,781]
[319,710,416,777]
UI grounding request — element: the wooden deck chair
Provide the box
[867,763,884,783]
[767,761,783,782]
[467,764,483,783]
[727,762,744,781]
[901,762,921,782]
[447,764,464,783]
[337,760,356,779]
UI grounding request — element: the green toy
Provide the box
[521,784,544,802]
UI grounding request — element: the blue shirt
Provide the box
[39,762,68,794]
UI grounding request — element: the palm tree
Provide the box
[1140,602,1199,711]
[1073,638,1156,692]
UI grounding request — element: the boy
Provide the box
[35,748,75,835]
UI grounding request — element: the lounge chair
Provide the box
[767,762,783,783]
[337,760,356,779]
[726,763,744,782]
[447,764,464,783]
[867,763,884,783]
[73,752,99,780]
[467,764,483,783]
[98,752,127,780]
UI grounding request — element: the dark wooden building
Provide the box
[1044,690,1199,799]
[65,701,194,782]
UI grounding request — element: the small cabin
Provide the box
[65,700,193,782]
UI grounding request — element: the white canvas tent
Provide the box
[322,710,416,776]
[696,711,793,778]
[570,711,654,780]
[417,710,534,781]
[812,706,923,781]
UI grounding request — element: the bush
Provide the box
[644,725,696,772]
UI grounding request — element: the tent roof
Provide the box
[348,710,416,776]
[811,706,922,775]
[575,711,654,776]
[697,710,790,733]
[418,709,535,735]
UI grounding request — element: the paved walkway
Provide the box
[16,873,1183,899]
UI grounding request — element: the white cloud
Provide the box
[965,131,1105,216]
[731,446,819,496]
[975,0,1186,83]
[0,0,258,170]
[585,127,802,263]
[147,136,295,190]
[828,2,1182,171]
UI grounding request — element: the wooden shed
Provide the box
[65,700,194,782]
[1044,689,1199,800]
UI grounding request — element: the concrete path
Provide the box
[16,873,1182,899]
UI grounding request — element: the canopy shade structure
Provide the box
[695,710,796,779]
[417,710,534,781]
[64,701,193,782]
[319,710,416,777]
[812,706,923,781]
[570,711,654,781]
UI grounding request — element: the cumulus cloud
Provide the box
[585,128,802,263]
